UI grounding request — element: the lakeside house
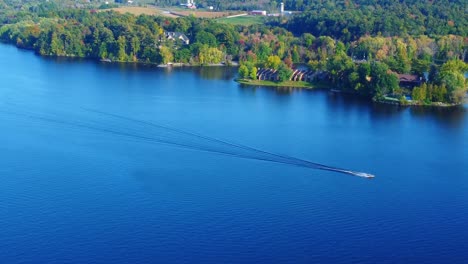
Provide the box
[397,74,424,88]
[164,32,190,45]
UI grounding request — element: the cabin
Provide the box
[397,74,424,88]
[164,32,190,45]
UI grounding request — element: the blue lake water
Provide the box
[1,43,467,263]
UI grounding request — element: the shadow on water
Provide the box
[325,91,467,128]
[40,55,169,73]
[194,66,238,80]
[367,101,466,129]
[326,91,372,108]
[238,84,258,95]
[409,105,467,128]
[31,51,468,130]
[239,83,314,96]
[324,91,391,119]
[238,85,309,106]
[89,64,238,79]
[272,86,303,95]
[369,103,407,120]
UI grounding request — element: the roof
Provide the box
[165,32,190,42]
[397,74,421,82]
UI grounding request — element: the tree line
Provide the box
[275,0,467,41]
[0,7,240,65]
[0,0,466,104]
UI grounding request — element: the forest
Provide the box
[0,0,466,104]
[280,0,467,39]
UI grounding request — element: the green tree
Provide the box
[195,31,217,47]
[433,84,448,102]
[159,46,173,64]
[198,45,223,65]
[426,83,433,102]
[117,35,127,61]
[174,48,191,63]
[238,64,249,79]
[249,66,258,80]
[98,43,108,59]
[50,31,63,55]
[277,63,293,82]
[141,46,159,63]
[302,33,315,47]
[327,52,354,86]
[436,60,467,103]
[266,55,281,70]
[369,62,399,96]
[255,43,272,62]
[130,36,140,61]
[412,58,430,75]
[412,83,427,102]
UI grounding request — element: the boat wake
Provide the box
[0,106,375,179]
[83,109,376,179]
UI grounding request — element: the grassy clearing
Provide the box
[106,6,234,18]
[236,79,328,89]
[216,15,265,25]
[107,7,163,16]
[171,10,236,18]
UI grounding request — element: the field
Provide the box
[106,6,237,18]
[107,7,164,16]
[170,10,237,18]
[216,15,265,25]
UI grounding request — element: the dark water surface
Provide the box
[1,44,467,263]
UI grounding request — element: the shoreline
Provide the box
[3,43,465,108]
[237,78,464,107]
[236,78,328,89]
[157,61,239,67]
[375,97,461,107]
[1,41,240,68]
